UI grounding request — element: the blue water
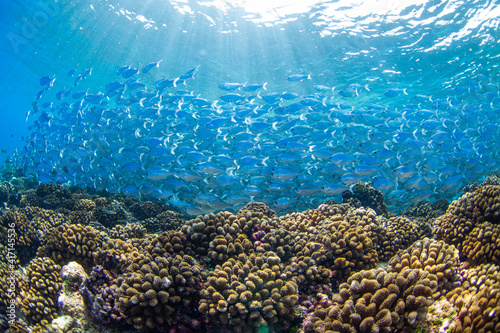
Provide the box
[1,0,499,214]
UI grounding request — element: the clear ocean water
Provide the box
[0,0,499,214]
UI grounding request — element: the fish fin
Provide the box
[262,82,268,90]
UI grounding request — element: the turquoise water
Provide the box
[1,0,499,214]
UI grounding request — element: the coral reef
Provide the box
[342,182,388,217]
[141,210,185,233]
[0,211,39,264]
[237,202,277,219]
[444,263,500,332]
[199,251,298,332]
[80,265,126,326]
[37,224,105,268]
[461,222,500,265]
[20,183,74,210]
[434,185,500,250]
[21,257,62,325]
[1,180,500,332]
[115,254,206,331]
[377,216,422,262]
[387,238,461,297]
[303,267,439,332]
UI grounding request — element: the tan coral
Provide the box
[444,263,500,333]
[199,251,298,333]
[304,268,438,333]
[434,185,500,249]
[37,224,104,268]
[461,222,500,265]
[115,254,205,331]
[388,238,461,297]
[21,257,62,326]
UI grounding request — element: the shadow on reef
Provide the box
[0,174,499,333]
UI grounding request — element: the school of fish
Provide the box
[19,61,500,215]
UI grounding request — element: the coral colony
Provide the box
[0,174,499,332]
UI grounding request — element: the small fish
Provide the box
[270,167,301,181]
[56,89,65,100]
[73,74,82,87]
[147,168,173,180]
[329,153,354,165]
[373,178,394,191]
[314,85,333,92]
[141,60,163,73]
[35,89,44,100]
[127,81,145,90]
[218,82,245,91]
[338,88,357,97]
[156,78,177,90]
[195,162,225,175]
[220,93,247,103]
[31,101,39,114]
[72,91,87,99]
[39,76,52,86]
[242,185,264,197]
[384,88,407,97]
[393,165,416,178]
[81,68,92,79]
[67,68,77,76]
[122,67,139,79]
[178,65,199,80]
[261,92,281,103]
[320,184,348,195]
[117,65,129,75]
[287,74,311,81]
[281,92,299,100]
[242,83,267,91]
[105,81,125,92]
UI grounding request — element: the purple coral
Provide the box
[80,265,126,326]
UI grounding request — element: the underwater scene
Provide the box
[0,0,500,332]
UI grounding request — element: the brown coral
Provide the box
[304,268,438,332]
[21,257,62,326]
[444,263,500,333]
[378,216,421,262]
[237,202,277,219]
[461,222,500,265]
[142,210,185,233]
[37,224,104,268]
[115,254,205,331]
[199,251,298,332]
[0,211,39,264]
[388,238,461,297]
[434,185,500,250]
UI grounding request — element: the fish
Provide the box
[314,85,333,92]
[20,63,495,216]
[220,93,247,103]
[122,67,139,79]
[242,83,267,91]
[384,88,407,97]
[287,74,311,81]
[218,83,245,91]
[39,76,52,86]
[281,92,300,100]
[141,60,163,73]
[330,153,354,165]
